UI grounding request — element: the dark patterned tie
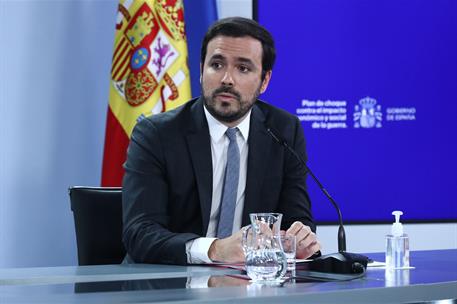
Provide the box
[216,128,240,238]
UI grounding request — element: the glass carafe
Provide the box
[242,213,287,282]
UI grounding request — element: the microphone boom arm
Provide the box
[266,128,347,252]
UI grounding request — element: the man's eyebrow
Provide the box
[236,57,255,65]
[208,54,226,61]
[209,54,255,64]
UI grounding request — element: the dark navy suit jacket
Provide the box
[122,97,315,265]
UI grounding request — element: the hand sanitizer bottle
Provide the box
[386,211,410,269]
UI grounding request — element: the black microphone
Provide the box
[266,126,369,275]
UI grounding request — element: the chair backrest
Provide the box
[69,186,125,265]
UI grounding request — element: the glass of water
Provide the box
[280,235,296,272]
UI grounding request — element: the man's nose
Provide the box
[221,70,234,86]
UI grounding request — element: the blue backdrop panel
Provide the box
[257,0,457,222]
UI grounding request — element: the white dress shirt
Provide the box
[185,106,251,264]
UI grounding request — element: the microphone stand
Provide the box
[266,127,369,274]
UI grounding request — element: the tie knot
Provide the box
[225,128,238,141]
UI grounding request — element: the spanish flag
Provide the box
[102,0,191,186]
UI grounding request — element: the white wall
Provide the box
[216,0,252,19]
[0,0,118,268]
[319,223,457,254]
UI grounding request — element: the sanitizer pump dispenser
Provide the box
[386,211,410,269]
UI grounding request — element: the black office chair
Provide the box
[69,186,126,265]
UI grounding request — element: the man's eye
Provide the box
[238,65,250,73]
[211,62,223,69]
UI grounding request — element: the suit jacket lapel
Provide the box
[186,98,213,235]
[242,103,272,226]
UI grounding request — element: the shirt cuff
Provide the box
[185,237,217,264]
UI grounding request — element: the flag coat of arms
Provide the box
[102,0,191,186]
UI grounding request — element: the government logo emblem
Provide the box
[354,96,382,128]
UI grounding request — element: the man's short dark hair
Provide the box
[201,17,276,81]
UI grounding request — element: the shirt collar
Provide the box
[203,105,251,143]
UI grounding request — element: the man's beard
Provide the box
[202,85,261,123]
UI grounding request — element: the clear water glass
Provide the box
[280,235,296,272]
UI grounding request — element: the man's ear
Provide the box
[200,63,203,83]
[260,70,272,94]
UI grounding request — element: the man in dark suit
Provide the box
[122,17,320,265]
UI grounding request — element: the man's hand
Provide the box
[286,221,320,259]
[208,229,245,263]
